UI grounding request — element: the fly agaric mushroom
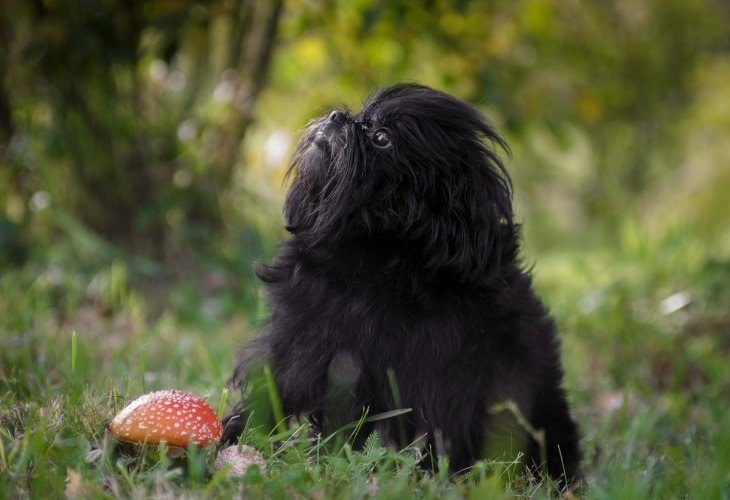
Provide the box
[109,390,222,452]
[213,445,267,478]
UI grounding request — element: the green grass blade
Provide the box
[71,331,77,379]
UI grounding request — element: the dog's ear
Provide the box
[422,141,516,283]
[374,86,517,283]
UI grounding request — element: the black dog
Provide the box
[223,84,580,484]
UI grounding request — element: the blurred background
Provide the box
[1,0,730,492]
[3,0,728,273]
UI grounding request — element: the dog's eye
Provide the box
[372,129,391,148]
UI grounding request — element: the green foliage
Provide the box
[264,0,730,247]
[3,0,729,263]
[1,0,283,256]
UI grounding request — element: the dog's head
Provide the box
[284,83,515,283]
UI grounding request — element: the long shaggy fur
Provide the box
[223,84,580,484]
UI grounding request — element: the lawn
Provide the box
[1,221,728,498]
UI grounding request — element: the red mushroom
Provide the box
[109,390,222,451]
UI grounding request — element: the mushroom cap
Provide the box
[213,445,267,478]
[109,390,222,448]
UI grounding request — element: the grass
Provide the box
[1,222,729,498]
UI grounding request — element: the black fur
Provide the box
[223,84,580,484]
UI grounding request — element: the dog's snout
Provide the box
[329,110,347,124]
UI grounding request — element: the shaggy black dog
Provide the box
[222,84,580,484]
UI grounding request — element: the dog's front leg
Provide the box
[221,322,335,443]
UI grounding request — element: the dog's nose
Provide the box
[329,110,347,124]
